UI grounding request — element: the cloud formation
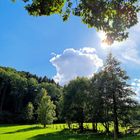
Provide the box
[50,14,140,87]
[50,47,103,85]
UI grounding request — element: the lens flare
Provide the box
[98,31,111,49]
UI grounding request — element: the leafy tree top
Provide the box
[12,0,140,44]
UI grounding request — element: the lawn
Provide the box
[0,124,140,140]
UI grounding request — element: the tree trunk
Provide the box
[106,123,110,134]
[0,85,3,96]
[114,114,119,140]
[95,122,98,131]
[79,122,84,132]
[0,86,7,112]
[103,122,110,134]
[43,124,46,128]
[92,122,97,132]
[67,122,71,129]
[113,94,119,140]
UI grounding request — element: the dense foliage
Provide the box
[37,89,56,128]
[62,54,139,140]
[12,0,140,44]
[0,54,139,140]
[0,66,63,124]
[62,77,90,131]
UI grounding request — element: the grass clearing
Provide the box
[0,124,140,140]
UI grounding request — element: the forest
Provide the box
[0,54,140,140]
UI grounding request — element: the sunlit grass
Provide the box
[0,124,139,140]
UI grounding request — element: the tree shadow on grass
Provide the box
[0,124,19,127]
[3,126,43,134]
[28,129,111,140]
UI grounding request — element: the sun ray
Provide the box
[98,31,111,49]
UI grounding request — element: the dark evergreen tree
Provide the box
[101,53,137,140]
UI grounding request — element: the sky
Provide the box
[0,1,140,99]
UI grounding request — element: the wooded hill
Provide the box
[0,66,63,124]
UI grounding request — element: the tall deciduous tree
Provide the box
[37,89,56,128]
[25,102,34,122]
[63,77,90,132]
[88,73,111,133]
[39,82,63,121]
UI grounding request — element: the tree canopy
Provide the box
[37,89,56,128]
[100,53,137,140]
[13,0,140,44]
[62,53,138,139]
[0,53,139,139]
[0,66,62,124]
[63,77,90,131]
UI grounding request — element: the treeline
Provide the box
[0,54,140,140]
[62,54,140,140]
[0,66,63,124]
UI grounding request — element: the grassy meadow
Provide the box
[0,124,140,140]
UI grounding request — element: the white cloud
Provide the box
[131,78,140,102]
[97,14,140,65]
[50,47,103,85]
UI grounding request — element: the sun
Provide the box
[98,31,111,49]
[98,31,120,50]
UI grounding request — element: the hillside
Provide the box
[0,66,62,124]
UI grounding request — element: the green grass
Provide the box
[0,124,140,140]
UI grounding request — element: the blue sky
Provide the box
[0,0,98,78]
[0,1,140,97]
